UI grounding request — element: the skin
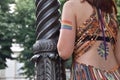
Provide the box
[115,31,120,64]
[57,0,120,71]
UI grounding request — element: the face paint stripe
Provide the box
[61,25,72,30]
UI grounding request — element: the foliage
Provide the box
[14,0,36,79]
[0,0,15,69]
[0,0,36,79]
[117,0,120,28]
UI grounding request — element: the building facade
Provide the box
[0,44,26,80]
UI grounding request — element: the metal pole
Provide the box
[31,0,66,80]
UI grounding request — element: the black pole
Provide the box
[31,0,66,80]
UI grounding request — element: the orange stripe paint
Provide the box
[61,20,72,25]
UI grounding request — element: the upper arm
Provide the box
[115,30,120,64]
[57,1,76,60]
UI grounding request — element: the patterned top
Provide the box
[73,9,118,60]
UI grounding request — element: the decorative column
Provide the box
[31,0,66,80]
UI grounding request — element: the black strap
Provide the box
[82,36,115,44]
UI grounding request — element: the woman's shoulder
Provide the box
[64,0,83,7]
[63,0,91,11]
[63,0,83,13]
[62,0,76,15]
[63,0,75,9]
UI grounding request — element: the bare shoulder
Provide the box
[64,0,91,11]
[63,0,75,9]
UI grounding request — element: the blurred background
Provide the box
[0,0,120,80]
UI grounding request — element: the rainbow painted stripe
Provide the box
[61,20,73,30]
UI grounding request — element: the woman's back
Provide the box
[57,0,120,79]
[72,0,119,71]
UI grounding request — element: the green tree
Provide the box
[117,0,120,27]
[0,0,15,69]
[0,0,36,79]
[13,0,36,79]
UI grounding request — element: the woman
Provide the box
[57,0,120,80]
